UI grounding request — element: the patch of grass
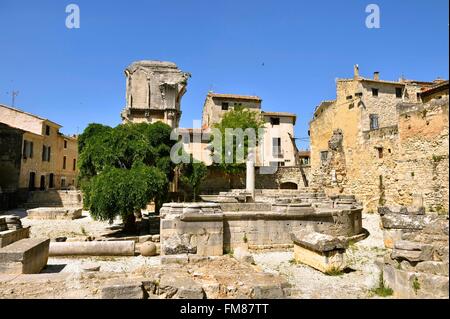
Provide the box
[324,266,344,276]
[288,258,298,265]
[412,276,421,294]
[224,248,234,257]
[370,272,393,297]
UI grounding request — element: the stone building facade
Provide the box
[0,104,78,210]
[120,61,191,128]
[309,66,449,213]
[198,93,298,168]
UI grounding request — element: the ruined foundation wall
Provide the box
[160,202,363,256]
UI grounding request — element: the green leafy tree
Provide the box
[212,106,265,188]
[179,156,208,201]
[78,122,175,232]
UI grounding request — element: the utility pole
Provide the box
[7,90,19,107]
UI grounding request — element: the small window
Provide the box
[63,156,67,169]
[221,102,229,111]
[320,151,329,162]
[346,95,353,100]
[45,125,50,136]
[355,92,363,98]
[372,88,379,97]
[23,140,33,159]
[64,140,68,149]
[416,93,421,102]
[370,114,379,130]
[270,117,280,126]
[376,147,383,159]
[272,138,282,157]
[395,88,403,98]
[61,178,66,188]
[42,145,47,161]
[73,159,77,171]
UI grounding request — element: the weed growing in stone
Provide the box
[412,276,421,294]
[370,272,393,297]
[324,267,344,276]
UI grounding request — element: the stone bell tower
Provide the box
[120,60,190,128]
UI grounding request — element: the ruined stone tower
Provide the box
[120,60,190,128]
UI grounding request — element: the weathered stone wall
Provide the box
[378,206,449,299]
[310,74,449,213]
[160,200,364,256]
[200,166,311,194]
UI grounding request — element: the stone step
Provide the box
[0,238,50,274]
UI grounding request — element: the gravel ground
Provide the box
[17,210,122,239]
[253,213,387,299]
[43,255,161,274]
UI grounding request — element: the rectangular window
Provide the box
[29,142,33,158]
[221,102,229,111]
[270,117,280,126]
[395,88,403,98]
[377,147,383,159]
[45,125,50,136]
[272,138,282,157]
[346,95,353,100]
[22,141,34,159]
[63,156,67,169]
[42,145,51,162]
[320,151,328,162]
[64,140,68,149]
[370,114,379,130]
[73,159,76,171]
[372,88,379,97]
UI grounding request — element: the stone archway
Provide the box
[280,182,298,190]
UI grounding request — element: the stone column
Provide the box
[246,151,255,199]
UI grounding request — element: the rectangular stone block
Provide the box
[0,227,30,248]
[293,244,346,273]
[101,281,145,299]
[160,254,189,265]
[0,238,50,274]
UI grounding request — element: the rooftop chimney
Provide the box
[354,65,359,80]
[374,71,380,81]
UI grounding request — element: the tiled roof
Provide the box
[0,104,62,128]
[207,92,262,101]
[262,111,297,118]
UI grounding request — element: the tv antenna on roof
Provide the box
[6,90,19,107]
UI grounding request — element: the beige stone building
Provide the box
[0,104,78,203]
[309,66,448,212]
[196,92,298,168]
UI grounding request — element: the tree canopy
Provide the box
[212,106,265,177]
[78,122,175,230]
[178,156,208,201]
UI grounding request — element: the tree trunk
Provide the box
[123,213,137,234]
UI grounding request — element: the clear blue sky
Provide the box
[0,0,448,149]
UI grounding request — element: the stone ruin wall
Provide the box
[378,206,449,298]
[310,97,449,213]
[160,197,364,257]
[200,166,311,194]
